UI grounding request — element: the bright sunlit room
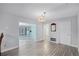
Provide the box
[0,0,79,59]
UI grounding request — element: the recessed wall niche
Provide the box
[51,23,56,32]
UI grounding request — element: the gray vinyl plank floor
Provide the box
[1,40,79,56]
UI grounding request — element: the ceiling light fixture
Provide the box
[38,9,46,23]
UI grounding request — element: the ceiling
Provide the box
[0,3,79,22]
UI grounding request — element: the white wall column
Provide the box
[78,13,79,52]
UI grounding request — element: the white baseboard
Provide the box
[78,48,79,52]
[59,43,78,48]
[69,44,78,48]
[51,41,78,48]
[35,39,44,42]
[1,46,19,53]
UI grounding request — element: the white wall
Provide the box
[57,19,71,45]
[0,12,19,52]
[58,16,78,47]
[0,12,39,52]
[0,12,38,52]
[48,21,57,42]
[78,13,79,51]
[47,16,78,47]
[36,22,43,41]
[71,16,78,47]
[43,24,50,40]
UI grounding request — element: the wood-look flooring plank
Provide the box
[1,40,79,56]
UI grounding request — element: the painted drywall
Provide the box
[57,19,71,45]
[0,12,19,52]
[71,16,78,47]
[31,24,36,41]
[77,13,79,52]
[47,16,78,47]
[58,16,78,47]
[43,24,50,40]
[0,12,38,52]
[46,20,59,43]
[35,22,43,41]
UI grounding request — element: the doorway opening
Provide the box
[19,22,36,46]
